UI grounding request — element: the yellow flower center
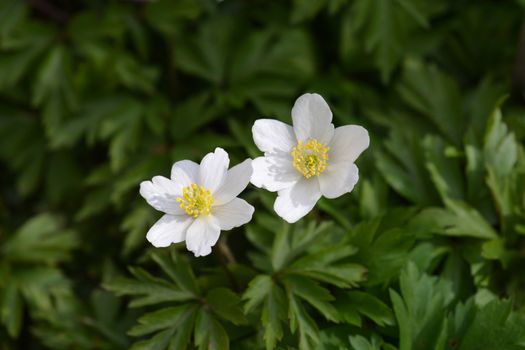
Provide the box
[291,138,329,178]
[176,183,214,218]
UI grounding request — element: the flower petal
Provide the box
[250,155,301,192]
[213,198,254,230]
[146,214,193,248]
[214,159,253,206]
[185,215,221,257]
[274,178,321,223]
[252,119,296,154]
[329,125,370,164]
[171,160,199,186]
[139,176,184,215]
[319,162,359,199]
[199,147,229,193]
[292,93,334,144]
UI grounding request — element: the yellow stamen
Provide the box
[291,138,329,178]
[176,183,214,218]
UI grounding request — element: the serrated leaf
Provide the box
[283,275,339,322]
[351,0,432,82]
[337,291,395,327]
[410,199,498,240]
[121,205,155,256]
[168,306,197,350]
[350,216,416,286]
[130,328,173,350]
[423,135,465,201]
[349,334,382,350]
[128,304,193,337]
[151,252,200,296]
[397,61,464,144]
[390,263,453,350]
[243,275,272,314]
[194,308,229,350]
[458,300,525,350]
[105,271,193,307]
[376,128,439,205]
[288,293,319,350]
[206,287,247,325]
[3,214,78,264]
[261,281,287,350]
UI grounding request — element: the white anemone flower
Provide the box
[250,93,369,223]
[140,148,254,257]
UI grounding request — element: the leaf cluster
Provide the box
[1,0,525,349]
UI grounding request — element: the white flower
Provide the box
[139,148,254,257]
[250,93,369,223]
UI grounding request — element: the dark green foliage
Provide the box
[1,0,525,349]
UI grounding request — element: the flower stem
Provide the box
[216,237,240,292]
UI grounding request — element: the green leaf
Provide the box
[206,287,247,325]
[351,0,433,82]
[128,304,193,337]
[349,214,416,285]
[0,283,23,337]
[423,135,465,201]
[121,205,155,256]
[410,199,498,240]
[3,214,78,264]
[484,108,518,178]
[243,275,273,314]
[376,128,439,205]
[130,328,173,350]
[176,16,236,84]
[145,0,203,33]
[170,93,220,141]
[287,245,366,288]
[105,268,194,307]
[263,282,287,350]
[271,221,334,272]
[390,263,452,350]
[283,275,339,322]
[227,29,314,115]
[483,108,520,226]
[32,45,77,135]
[0,0,27,37]
[151,252,200,296]
[291,0,327,23]
[458,300,525,350]
[336,291,395,327]
[288,293,319,350]
[271,223,292,272]
[349,334,382,350]
[194,308,229,350]
[397,61,464,145]
[168,306,197,350]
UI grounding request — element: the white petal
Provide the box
[213,198,254,230]
[274,178,321,223]
[185,215,221,257]
[214,159,253,206]
[329,125,370,164]
[250,155,301,192]
[319,162,359,199]
[292,93,334,144]
[139,176,184,215]
[146,214,193,248]
[199,147,229,193]
[171,160,199,186]
[252,119,296,154]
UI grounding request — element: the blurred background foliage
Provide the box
[1,0,525,349]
